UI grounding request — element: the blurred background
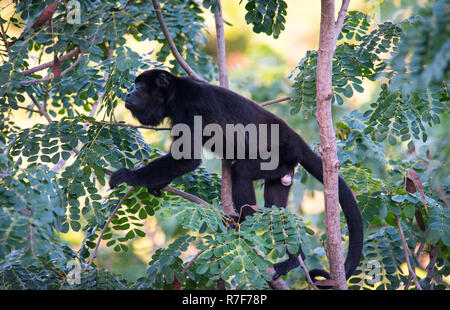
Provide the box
[1,0,442,283]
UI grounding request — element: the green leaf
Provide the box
[343,84,354,98]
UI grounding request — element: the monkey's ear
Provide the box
[156,72,171,88]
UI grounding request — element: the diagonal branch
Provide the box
[81,186,135,272]
[27,92,52,123]
[151,0,201,80]
[20,47,82,76]
[334,0,350,44]
[181,250,205,274]
[20,49,84,85]
[297,255,319,290]
[396,215,422,290]
[163,186,209,206]
[260,96,291,107]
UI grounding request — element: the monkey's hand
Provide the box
[109,168,130,189]
[146,182,169,197]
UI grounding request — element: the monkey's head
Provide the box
[124,69,174,126]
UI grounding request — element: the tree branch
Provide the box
[20,47,82,76]
[81,186,135,272]
[334,0,350,43]
[260,96,291,107]
[26,92,53,123]
[396,215,422,290]
[163,186,209,206]
[213,0,236,217]
[181,250,205,274]
[214,4,229,89]
[16,105,41,113]
[151,0,201,80]
[0,22,10,55]
[315,0,348,290]
[20,49,84,85]
[297,255,319,290]
[424,245,438,289]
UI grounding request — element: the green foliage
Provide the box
[134,235,194,289]
[391,0,450,92]
[290,13,403,118]
[161,203,227,233]
[243,0,287,39]
[349,226,408,290]
[0,166,66,258]
[290,10,448,145]
[0,0,448,290]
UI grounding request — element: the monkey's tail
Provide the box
[295,135,363,285]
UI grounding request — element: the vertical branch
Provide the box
[315,0,349,290]
[213,1,236,217]
[214,5,229,89]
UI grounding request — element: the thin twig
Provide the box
[260,96,291,107]
[0,22,10,54]
[81,186,135,272]
[181,250,205,274]
[27,92,52,123]
[395,215,422,290]
[151,0,201,80]
[424,245,438,289]
[163,186,209,206]
[16,105,41,113]
[19,48,80,76]
[297,255,319,290]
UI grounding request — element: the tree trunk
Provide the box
[315,0,348,290]
[214,2,236,216]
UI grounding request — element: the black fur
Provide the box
[110,69,364,284]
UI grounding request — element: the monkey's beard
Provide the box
[129,106,167,126]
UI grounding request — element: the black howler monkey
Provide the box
[109,69,363,283]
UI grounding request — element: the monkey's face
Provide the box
[124,70,172,126]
